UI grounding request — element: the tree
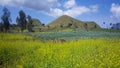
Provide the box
[103,22,105,24]
[27,15,34,32]
[111,27,114,29]
[60,24,63,28]
[1,7,11,32]
[109,23,112,29]
[116,23,119,30]
[84,23,88,31]
[103,22,106,28]
[42,23,45,27]
[94,24,97,28]
[0,22,3,32]
[110,23,112,26]
[16,16,20,26]
[16,10,27,32]
[68,23,72,27]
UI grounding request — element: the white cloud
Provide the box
[0,0,25,6]
[49,5,98,17]
[49,6,90,17]
[0,0,59,12]
[111,3,120,20]
[49,0,98,17]
[64,6,90,17]
[49,8,63,17]
[0,0,98,18]
[64,0,76,9]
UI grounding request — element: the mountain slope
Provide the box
[32,18,44,32]
[48,15,100,30]
[32,18,42,27]
[48,15,85,29]
[84,21,101,30]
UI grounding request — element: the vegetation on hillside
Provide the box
[47,15,100,31]
[32,28,120,40]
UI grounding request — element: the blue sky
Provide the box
[0,0,120,28]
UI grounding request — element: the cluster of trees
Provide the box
[0,7,34,32]
[103,22,120,30]
[16,10,34,32]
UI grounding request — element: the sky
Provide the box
[0,0,120,28]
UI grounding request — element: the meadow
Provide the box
[0,32,120,68]
[32,29,120,40]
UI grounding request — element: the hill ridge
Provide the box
[48,15,100,30]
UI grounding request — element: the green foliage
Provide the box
[17,10,27,32]
[33,29,120,40]
[47,15,100,31]
[32,19,42,27]
[0,33,120,68]
[1,7,11,32]
[27,15,33,32]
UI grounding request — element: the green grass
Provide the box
[32,28,120,40]
[0,33,120,68]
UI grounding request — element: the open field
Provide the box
[0,33,120,68]
[32,29,120,40]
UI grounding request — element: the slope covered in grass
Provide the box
[0,33,120,68]
[47,15,100,30]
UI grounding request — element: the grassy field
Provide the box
[0,33,120,68]
[32,28,120,40]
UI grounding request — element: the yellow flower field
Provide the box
[0,33,120,68]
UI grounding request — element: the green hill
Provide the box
[32,18,44,32]
[48,15,84,29]
[47,15,100,31]
[83,21,100,30]
[32,18,42,27]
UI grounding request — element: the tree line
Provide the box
[0,7,34,32]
